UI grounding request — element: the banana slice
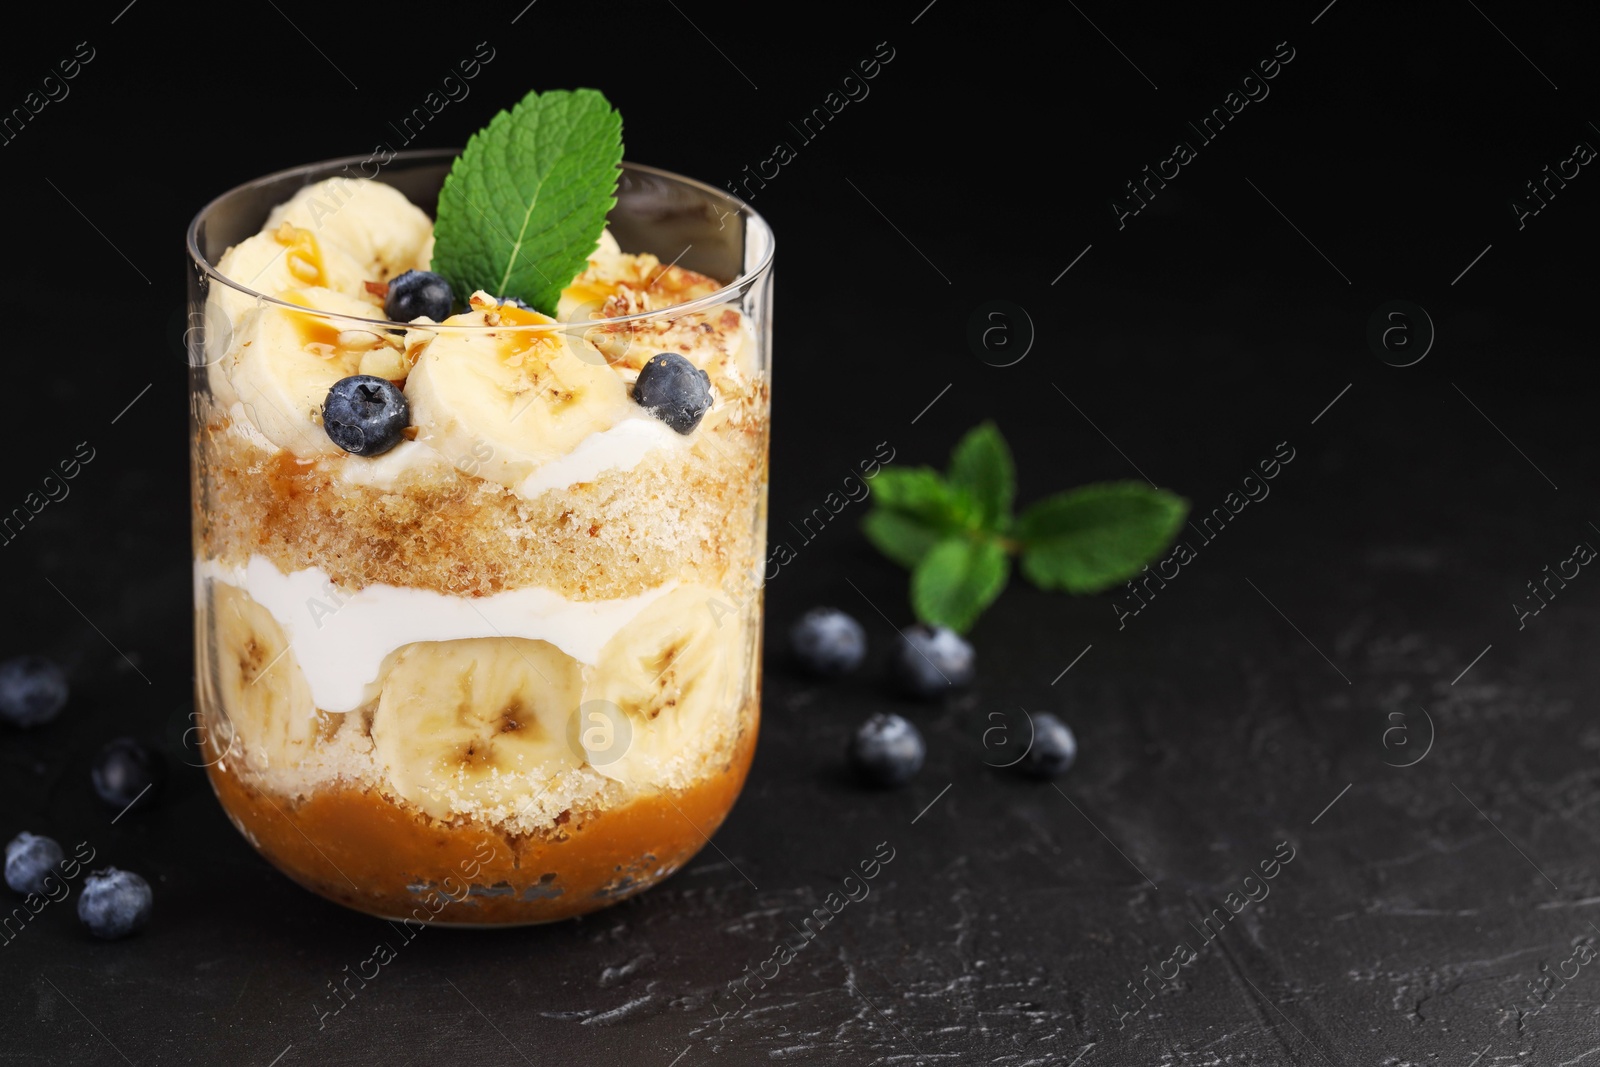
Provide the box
[370,638,585,819]
[220,286,391,456]
[208,582,320,773]
[584,584,748,786]
[212,223,374,330]
[403,303,633,490]
[265,177,434,285]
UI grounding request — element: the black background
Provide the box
[3,1,1599,1064]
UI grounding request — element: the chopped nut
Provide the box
[336,329,383,351]
[364,280,390,299]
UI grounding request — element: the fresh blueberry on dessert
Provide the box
[849,712,925,787]
[323,375,410,456]
[632,352,713,434]
[790,608,867,677]
[91,738,164,811]
[1017,713,1077,780]
[890,624,975,699]
[78,868,153,940]
[0,655,68,728]
[4,832,64,896]
[384,269,454,322]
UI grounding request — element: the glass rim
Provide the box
[185,149,775,333]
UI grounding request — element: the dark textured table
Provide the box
[4,2,1598,1064]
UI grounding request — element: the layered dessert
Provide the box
[190,167,768,923]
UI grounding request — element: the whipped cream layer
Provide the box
[197,557,674,713]
[328,416,686,497]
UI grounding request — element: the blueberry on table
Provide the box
[91,738,164,811]
[790,608,867,677]
[323,375,410,456]
[1018,713,1077,780]
[77,868,152,940]
[384,269,454,322]
[632,352,712,434]
[5,832,64,896]
[0,655,68,727]
[850,712,925,787]
[890,625,975,699]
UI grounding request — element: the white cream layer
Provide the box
[322,416,682,497]
[196,556,674,713]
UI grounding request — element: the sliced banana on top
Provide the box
[222,286,393,456]
[266,177,434,285]
[370,637,585,819]
[585,584,749,786]
[404,304,633,489]
[212,224,374,331]
[208,582,321,773]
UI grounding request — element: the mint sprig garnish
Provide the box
[862,422,1188,633]
[431,88,623,315]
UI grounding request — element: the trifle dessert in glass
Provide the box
[185,97,772,924]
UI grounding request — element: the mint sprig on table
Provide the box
[431,88,623,315]
[862,422,1189,633]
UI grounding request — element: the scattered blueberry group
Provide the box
[790,608,867,677]
[4,832,152,940]
[78,868,153,940]
[632,352,713,434]
[384,269,454,322]
[0,655,69,727]
[5,832,64,896]
[91,738,163,811]
[849,713,926,787]
[788,607,1079,790]
[323,375,410,456]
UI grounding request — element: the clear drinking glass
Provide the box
[185,151,773,923]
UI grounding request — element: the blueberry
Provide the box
[91,738,163,812]
[790,608,867,677]
[632,352,712,434]
[496,295,533,310]
[323,375,410,456]
[5,832,64,896]
[384,269,453,322]
[0,655,68,727]
[849,713,925,787]
[77,868,152,940]
[890,625,975,699]
[1018,713,1077,780]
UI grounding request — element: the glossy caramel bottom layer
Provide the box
[205,713,756,924]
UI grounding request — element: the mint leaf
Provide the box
[1017,482,1187,593]
[911,537,1010,634]
[862,508,944,569]
[432,89,623,315]
[866,467,974,531]
[946,420,1014,531]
